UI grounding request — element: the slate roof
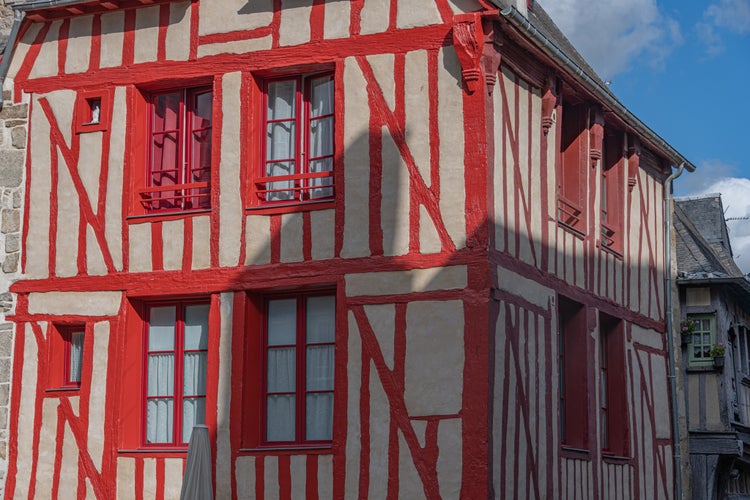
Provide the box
[674,195,745,279]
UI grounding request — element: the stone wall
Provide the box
[0,85,26,496]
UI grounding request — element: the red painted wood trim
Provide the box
[189,0,199,61]
[58,18,70,75]
[48,131,59,277]
[271,0,281,49]
[270,215,281,264]
[229,292,247,497]
[157,3,169,62]
[278,455,291,499]
[122,9,136,66]
[155,457,165,500]
[333,61,346,258]
[4,322,25,498]
[309,0,325,42]
[89,14,102,71]
[14,22,52,102]
[305,454,318,499]
[302,211,312,261]
[209,75,223,268]
[197,26,272,46]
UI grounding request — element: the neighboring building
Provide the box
[0,0,696,497]
[675,195,750,499]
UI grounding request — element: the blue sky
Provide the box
[544,0,750,271]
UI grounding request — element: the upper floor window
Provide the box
[263,293,335,445]
[558,104,588,233]
[139,87,213,213]
[62,327,84,388]
[599,312,628,456]
[144,301,209,446]
[688,314,716,367]
[559,295,589,450]
[256,73,334,205]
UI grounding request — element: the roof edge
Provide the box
[494,3,696,172]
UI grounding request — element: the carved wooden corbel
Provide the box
[452,14,502,96]
[589,107,604,168]
[541,75,558,135]
[627,135,641,191]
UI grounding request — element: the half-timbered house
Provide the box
[0,0,697,497]
[674,195,750,499]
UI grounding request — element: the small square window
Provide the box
[688,314,716,367]
[254,72,335,206]
[51,326,85,389]
[75,89,111,133]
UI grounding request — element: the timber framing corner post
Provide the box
[452,13,503,97]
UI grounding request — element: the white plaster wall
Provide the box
[280,212,303,263]
[341,59,371,259]
[129,223,152,273]
[162,219,185,271]
[279,0,312,47]
[198,37,273,58]
[364,304,395,370]
[437,46,466,249]
[87,322,110,471]
[437,418,462,499]
[245,215,271,265]
[6,23,41,81]
[27,291,122,316]
[191,216,211,270]
[398,429,426,499]
[367,54,395,111]
[59,424,79,496]
[78,133,103,209]
[106,87,126,271]
[344,312,362,499]
[368,362,390,499]
[323,1,350,40]
[216,293,233,499]
[219,72,244,268]
[396,0,442,29]
[133,6,160,64]
[142,458,157,500]
[26,95,52,279]
[381,130,409,257]
[164,459,183,498]
[318,454,333,499]
[264,455,280,500]
[346,265,467,297]
[447,0,483,14]
[290,455,306,499]
[116,457,136,500]
[360,0,390,35]
[165,1,192,61]
[14,325,39,499]
[199,0,273,36]
[100,11,125,68]
[56,155,79,278]
[496,266,553,309]
[34,398,58,499]
[310,209,335,260]
[66,16,93,74]
[29,21,61,79]
[419,205,442,254]
[404,300,464,416]
[235,457,256,499]
[404,50,431,186]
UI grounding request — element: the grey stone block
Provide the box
[1,90,10,101]
[11,127,25,149]
[0,210,19,233]
[0,293,11,314]
[0,359,9,382]
[0,334,11,358]
[4,120,25,128]
[12,190,20,209]
[4,234,17,253]
[0,150,23,188]
[1,253,17,274]
[0,103,27,120]
[0,385,8,407]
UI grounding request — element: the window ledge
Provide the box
[602,453,631,463]
[126,209,212,223]
[560,446,591,459]
[118,449,187,456]
[240,445,333,455]
[598,242,624,260]
[246,200,334,215]
[45,387,80,394]
[557,220,586,240]
[687,365,718,373]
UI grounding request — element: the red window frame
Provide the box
[61,326,84,388]
[141,300,210,448]
[138,87,213,213]
[261,292,335,446]
[601,131,624,254]
[599,312,628,457]
[558,103,588,233]
[559,296,589,450]
[256,72,335,206]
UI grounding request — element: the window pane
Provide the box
[182,397,206,443]
[153,93,180,132]
[267,347,295,392]
[148,353,175,396]
[184,304,209,350]
[267,395,295,441]
[149,307,176,351]
[268,299,297,345]
[307,296,335,343]
[306,392,333,441]
[152,132,180,184]
[308,158,333,199]
[69,331,84,383]
[267,80,296,120]
[192,91,213,129]
[267,121,296,161]
[147,398,174,443]
[309,76,333,118]
[265,161,296,201]
[309,116,333,158]
[306,345,334,391]
[183,352,207,396]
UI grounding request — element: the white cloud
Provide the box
[675,159,738,196]
[697,0,750,56]
[542,0,682,79]
[686,176,750,273]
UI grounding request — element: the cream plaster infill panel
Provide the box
[310,209,335,261]
[60,424,80,498]
[162,219,185,271]
[35,398,60,495]
[219,72,243,268]
[396,0,442,29]
[7,22,42,80]
[192,216,211,270]
[199,0,273,36]
[318,454,333,500]
[65,15,93,74]
[100,11,125,68]
[217,292,234,499]
[324,1,350,40]
[28,291,122,316]
[129,223,152,273]
[165,1,192,61]
[279,0,312,47]
[360,0,389,35]
[117,458,136,500]
[346,265,467,297]
[280,212,304,263]
[264,455,280,500]
[496,267,553,310]
[133,6,160,64]
[198,36,273,58]
[235,457,256,500]
[29,20,61,79]
[87,322,110,472]
[105,87,127,271]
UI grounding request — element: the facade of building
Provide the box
[675,195,750,500]
[0,0,696,497]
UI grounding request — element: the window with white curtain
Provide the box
[63,327,85,387]
[264,293,335,444]
[144,301,209,446]
[256,73,335,204]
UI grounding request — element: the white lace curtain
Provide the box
[68,330,85,383]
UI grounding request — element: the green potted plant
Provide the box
[680,319,697,346]
[710,343,726,368]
